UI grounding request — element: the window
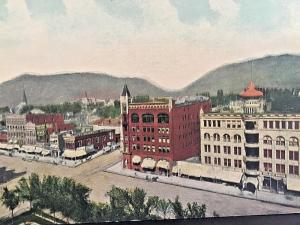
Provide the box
[214,157,221,165]
[204,145,211,152]
[234,147,242,155]
[223,134,230,142]
[234,134,241,143]
[234,160,242,168]
[224,158,231,167]
[289,165,299,175]
[289,151,299,161]
[217,120,221,127]
[213,133,220,141]
[275,121,280,129]
[142,114,154,123]
[158,113,169,123]
[288,121,293,129]
[276,136,285,146]
[263,136,272,145]
[224,146,231,154]
[263,121,268,128]
[276,164,285,174]
[281,121,286,129]
[269,121,273,129]
[131,113,139,123]
[214,145,221,153]
[295,121,299,129]
[263,163,272,172]
[276,150,285,160]
[263,149,272,158]
[204,133,210,140]
[143,127,147,132]
[204,156,211,164]
[204,120,207,127]
[289,137,299,147]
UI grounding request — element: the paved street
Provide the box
[0,150,300,218]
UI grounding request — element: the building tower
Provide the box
[22,88,28,105]
[120,84,131,167]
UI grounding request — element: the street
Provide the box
[0,150,299,218]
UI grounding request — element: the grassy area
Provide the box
[0,210,65,225]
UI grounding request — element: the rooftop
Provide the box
[240,81,264,98]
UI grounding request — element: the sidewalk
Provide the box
[106,162,300,208]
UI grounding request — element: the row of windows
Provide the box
[203,133,242,143]
[263,136,299,147]
[132,136,170,143]
[263,120,300,130]
[263,163,299,175]
[131,113,169,123]
[203,120,242,129]
[131,127,170,134]
[263,149,299,161]
[204,157,242,168]
[132,144,170,153]
[203,145,242,155]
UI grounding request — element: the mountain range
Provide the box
[1,54,300,107]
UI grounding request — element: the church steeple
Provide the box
[22,88,28,105]
[121,84,131,97]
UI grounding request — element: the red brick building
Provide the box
[120,85,211,173]
[26,114,74,142]
[64,129,116,151]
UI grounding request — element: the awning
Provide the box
[157,160,170,170]
[62,149,87,158]
[132,155,141,164]
[172,165,178,173]
[41,150,51,156]
[287,177,300,192]
[176,161,243,184]
[34,147,43,154]
[245,177,259,188]
[141,158,156,169]
[21,145,35,153]
[0,143,9,150]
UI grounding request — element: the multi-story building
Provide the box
[62,129,116,159]
[24,122,36,145]
[6,114,26,145]
[120,84,211,173]
[198,81,300,193]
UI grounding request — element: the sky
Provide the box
[1,0,300,89]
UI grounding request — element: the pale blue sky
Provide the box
[0,0,299,89]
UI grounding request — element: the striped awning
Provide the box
[62,149,87,158]
[22,145,35,153]
[141,158,156,169]
[157,160,170,170]
[287,176,300,192]
[41,150,51,156]
[132,155,141,164]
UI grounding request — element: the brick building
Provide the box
[120,84,211,173]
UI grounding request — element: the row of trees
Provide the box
[1,173,208,223]
[20,102,82,115]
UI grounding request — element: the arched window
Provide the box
[213,133,220,141]
[263,136,272,145]
[158,113,169,123]
[276,136,285,146]
[289,137,299,147]
[142,114,154,123]
[223,134,230,142]
[234,134,241,143]
[131,113,139,123]
[204,133,210,140]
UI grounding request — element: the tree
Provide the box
[90,202,111,223]
[16,173,41,210]
[1,187,19,223]
[157,199,171,219]
[169,196,184,219]
[184,202,206,219]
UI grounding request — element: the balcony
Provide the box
[245,169,260,176]
[245,143,259,148]
[245,156,259,162]
[244,129,259,134]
